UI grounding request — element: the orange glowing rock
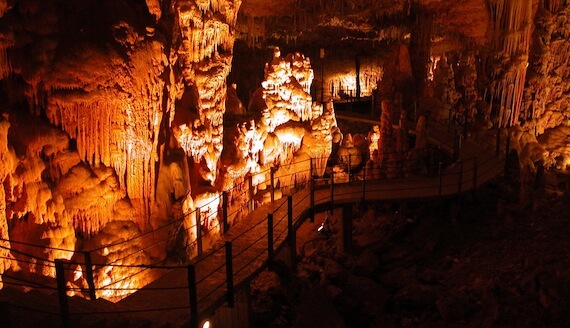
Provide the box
[220,48,340,202]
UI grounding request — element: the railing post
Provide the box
[55,259,70,328]
[248,175,254,213]
[83,251,96,300]
[225,241,234,308]
[457,160,463,195]
[270,167,275,202]
[348,154,352,183]
[287,196,296,273]
[309,158,314,222]
[0,298,10,328]
[342,204,353,253]
[330,172,334,214]
[362,163,366,203]
[310,177,315,222]
[505,134,511,170]
[287,195,293,235]
[447,105,452,131]
[496,128,501,157]
[187,265,199,328]
[267,214,274,270]
[196,208,203,256]
[222,191,229,233]
[453,129,459,161]
[473,157,478,191]
[438,162,443,198]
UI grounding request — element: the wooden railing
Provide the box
[0,119,510,327]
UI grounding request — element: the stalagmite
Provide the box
[337,134,362,171]
[377,100,394,166]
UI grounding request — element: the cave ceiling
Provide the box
[238,0,492,51]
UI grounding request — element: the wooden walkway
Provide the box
[114,121,507,326]
[0,112,510,328]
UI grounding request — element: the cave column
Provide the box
[485,0,533,128]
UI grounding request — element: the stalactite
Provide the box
[546,0,565,13]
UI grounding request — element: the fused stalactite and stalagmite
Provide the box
[486,0,533,128]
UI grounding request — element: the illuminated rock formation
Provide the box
[455,51,480,124]
[337,134,362,171]
[376,100,395,167]
[433,56,461,120]
[0,0,242,300]
[220,48,338,220]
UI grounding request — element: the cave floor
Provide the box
[258,184,570,328]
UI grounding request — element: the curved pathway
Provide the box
[115,120,507,326]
